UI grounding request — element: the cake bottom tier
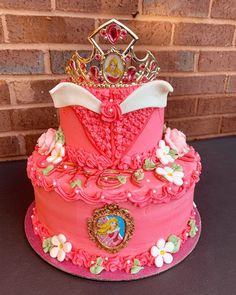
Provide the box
[31,184,198,273]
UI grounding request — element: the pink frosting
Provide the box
[27,145,201,207]
[31,207,197,272]
[59,85,164,164]
[26,82,203,275]
[33,182,195,260]
[37,128,57,156]
[164,128,189,156]
[100,101,122,122]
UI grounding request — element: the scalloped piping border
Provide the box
[31,207,197,273]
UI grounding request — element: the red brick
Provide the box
[0,136,21,157]
[0,50,44,74]
[0,0,51,10]
[14,80,60,104]
[166,97,197,118]
[167,117,221,136]
[226,76,236,93]
[0,21,4,43]
[211,0,236,20]
[143,0,210,18]
[56,0,138,14]
[163,75,226,96]
[174,23,235,46]
[6,15,95,44]
[198,51,236,72]
[155,51,195,72]
[0,81,10,105]
[50,50,73,74]
[197,96,236,115]
[50,50,93,74]
[221,115,236,132]
[100,20,172,46]
[25,133,42,155]
[11,107,59,131]
[0,110,11,131]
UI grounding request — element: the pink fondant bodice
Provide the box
[59,85,164,167]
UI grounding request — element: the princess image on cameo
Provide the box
[103,54,124,83]
[96,215,125,248]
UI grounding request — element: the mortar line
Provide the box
[208,0,214,18]
[0,9,236,25]
[0,43,235,51]
[1,15,9,43]
[51,0,56,11]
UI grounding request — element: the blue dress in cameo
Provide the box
[103,54,124,84]
[96,216,125,248]
[88,204,134,253]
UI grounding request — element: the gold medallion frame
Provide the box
[88,204,134,254]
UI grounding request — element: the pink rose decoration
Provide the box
[37,128,57,156]
[100,102,122,122]
[164,128,189,157]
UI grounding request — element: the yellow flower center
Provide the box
[167,172,173,177]
[160,250,166,256]
[59,243,63,249]
[56,151,61,157]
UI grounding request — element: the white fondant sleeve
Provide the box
[120,80,173,114]
[49,82,101,114]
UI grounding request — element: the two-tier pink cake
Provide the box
[26,19,201,279]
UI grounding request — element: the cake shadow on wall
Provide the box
[25,19,202,280]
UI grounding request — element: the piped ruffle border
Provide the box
[31,208,197,273]
[27,148,201,208]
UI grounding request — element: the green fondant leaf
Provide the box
[90,265,104,275]
[171,163,183,172]
[96,257,103,266]
[130,259,143,274]
[168,235,181,253]
[90,258,104,275]
[189,219,198,238]
[169,149,178,159]
[42,238,52,253]
[70,179,82,189]
[143,159,156,171]
[56,127,65,144]
[133,259,140,266]
[131,265,143,274]
[133,169,145,181]
[41,165,54,176]
[117,175,127,185]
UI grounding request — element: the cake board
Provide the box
[25,202,201,281]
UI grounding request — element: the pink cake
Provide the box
[27,19,201,276]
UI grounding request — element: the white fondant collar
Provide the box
[49,80,173,114]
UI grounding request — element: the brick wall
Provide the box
[0,0,235,160]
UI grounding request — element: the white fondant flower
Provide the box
[46,142,65,164]
[49,234,72,262]
[156,166,184,186]
[156,140,175,165]
[151,239,174,268]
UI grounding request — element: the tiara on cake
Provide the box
[65,19,160,88]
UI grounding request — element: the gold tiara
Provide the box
[65,19,160,88]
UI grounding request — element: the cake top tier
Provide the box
[65,19,160,88]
